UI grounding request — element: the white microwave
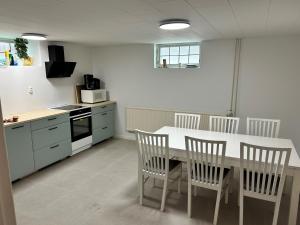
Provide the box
[81,89,107,103]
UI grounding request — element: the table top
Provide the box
[155,126,300,169]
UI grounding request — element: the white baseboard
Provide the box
[115,133,135,140]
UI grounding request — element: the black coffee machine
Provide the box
[84,74,100,90]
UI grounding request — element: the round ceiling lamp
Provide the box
[21,33,47,40]
[159,19,190,30]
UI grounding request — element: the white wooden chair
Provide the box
[135,130,182,211]
[175,113,201,129]
[247,117,280,138]
[185,136,233,225]
[209,116,240,134]
[239,142,291,225]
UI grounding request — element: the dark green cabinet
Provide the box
[5,122,35,181]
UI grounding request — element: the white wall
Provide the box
[92,40,236,138]
[237,36,300,151]
[0,42,92,117]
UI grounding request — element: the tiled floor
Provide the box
[13,138,299,225]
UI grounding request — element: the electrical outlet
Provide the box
[28,86,33,95]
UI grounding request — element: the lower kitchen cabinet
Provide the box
[5,122,35,181]
[92,124,114,144]
[92,105,115,145]
[34,139,72,170]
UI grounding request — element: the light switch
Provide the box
[28,86,33,95]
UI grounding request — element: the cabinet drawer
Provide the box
[31,113,69,130]
[5,122,35,181]
[92,104,114,115]
[34,140,71,170]
[32,122,71,150]
[92,124,114,145]
[92,110,113,130]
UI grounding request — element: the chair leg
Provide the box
[177,164,182,194]
[229,167,234,194]
[225,186,229,204]
[193,186,197,196]
[139,174,144,205]
[272,199,281,225]
[188,183,192,217]
[160,178,168,211]
[239,195,244,225]
[152,178,156,187]
[213,189,222,225]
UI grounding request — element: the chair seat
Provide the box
[147,157,181,172]
[192,164,230,183]
[243,170,280,195]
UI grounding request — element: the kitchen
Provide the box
[1,1,300,225]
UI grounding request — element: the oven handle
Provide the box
[72,115,92,121]
[70,112,92,119]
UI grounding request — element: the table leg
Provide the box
[288,170,300,225]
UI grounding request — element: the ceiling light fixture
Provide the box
[159,19,190,30]
[21,33,47,40]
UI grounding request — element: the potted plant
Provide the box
[14,38,32,66]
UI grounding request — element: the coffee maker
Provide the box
[84,74,100,90]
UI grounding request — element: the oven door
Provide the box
[70,114,92,142]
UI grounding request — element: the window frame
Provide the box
[0,39,18,67]
[155,42,201,69]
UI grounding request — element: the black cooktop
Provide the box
[53,105,84,111]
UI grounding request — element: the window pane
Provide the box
[160,47,169,56]
[188,55,200,64]
[180,46,189,55]
[0,53,6,66]
[170,46,179,55]
[160,56,169,64]
[189,45,200,54]
[170,56,178,64]
[179,55,188,64]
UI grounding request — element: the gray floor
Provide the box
[13,138,299,225]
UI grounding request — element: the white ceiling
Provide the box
[0,0,300,46]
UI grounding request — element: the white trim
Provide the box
[72,136,92,155]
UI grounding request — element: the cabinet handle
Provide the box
[48,126,58,131]
[48,117,57,121]
[102,113,107,116]
[102,126,108,130]
[101,106,107,109]
[50,144,59,149]
[12,125,24,130]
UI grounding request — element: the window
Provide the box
[155,43,200,68]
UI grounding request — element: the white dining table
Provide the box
[155,126,300,225]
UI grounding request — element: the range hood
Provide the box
[45,45,76,78]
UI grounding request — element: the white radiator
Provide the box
[126,107,219,132]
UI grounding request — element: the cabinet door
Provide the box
[5,123,35,181]
[32,122,71,150]
[34,139,71,170]
[92,110,114,145]
[92,110,113,130]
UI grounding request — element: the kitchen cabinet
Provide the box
[34,140,71,170]
[92,104,114,145]
[32,114,72,170]
[4,122,35,181]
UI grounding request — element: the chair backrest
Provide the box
[185,136,227,186]
[240,142,291,197]
[175,113,201,130]
[247,117,280,138]
[209,116,240,134]
[135,130,169,176]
